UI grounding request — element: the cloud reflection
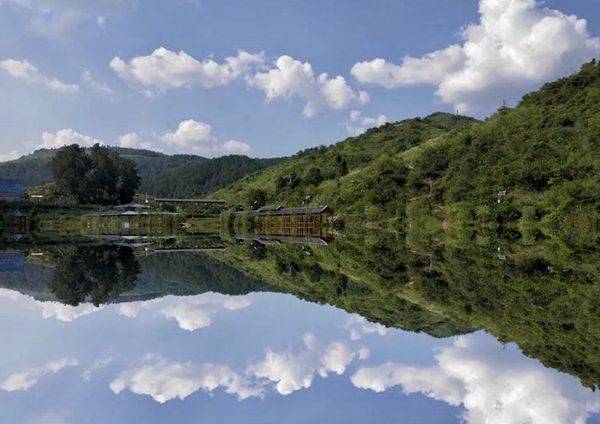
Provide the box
[110,355,263,403]
[0,288,251,330]
[351,335,600,424]
[118,293,252,331]
[1,359,79,392]
[248,332,369,396]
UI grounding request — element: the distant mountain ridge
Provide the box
[0,147,281,198]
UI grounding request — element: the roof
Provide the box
[257,205,283,212]
[153,198,227,204]
[236,234,331,246]
[258,205,332,215]
[84,210,150,217]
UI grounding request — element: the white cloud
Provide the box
[249,55,369,117]
[1,358,79,392]
[39,129,104,150]
[0,59,78,93]
[117,132,154,150]
[222,140,252,155]
[162,119,214,148]
[0,288,103,322]
[345,110,390,137]
[159,119,252,156]
[110,48,265,94]
[248,332,368,395]
[82,70,114,96]
[351,334,600,424]
[108,48,368,118]
[118,293,252,331]
[351,0,600,113]
[39,302,103,322]
[110,356,263,403]
[346,314,389,341]
[159,295,251,331]
[0,288,21,300]
[0,150,20,162]
[0,0,134,37]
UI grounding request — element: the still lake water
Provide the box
[1,238,599,424]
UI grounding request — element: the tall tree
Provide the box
[50,144,91,201]
[49,246,140,306]
[118,158,141,203]
[50,143,140,204]
[87,145,120,204]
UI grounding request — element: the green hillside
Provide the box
[213,59,600,389]
[217,61,600,245]
[214,112,477,216]
[0,147,280,198]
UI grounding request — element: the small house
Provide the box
[0,251,25,272]
[256,205,334,237]
[0,179,25,200]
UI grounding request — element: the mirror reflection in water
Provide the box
[1,217,599,423]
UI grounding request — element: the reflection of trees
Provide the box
[215,234,472,339]
[49,246,140,306]
[408,240,600,391]
[216,227,600,390]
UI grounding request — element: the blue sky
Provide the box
[0,0,599,160]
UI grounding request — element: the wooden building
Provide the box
[255,205,333,238]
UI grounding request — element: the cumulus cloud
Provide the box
[108,48,367,117]
[162,119,213,148]
[248,332,369,395]
[39,302,103,322]
[351,0,600,113]
[0,59,78,93]
[249,55,369,117]
[117,132,155,151]
[222,140,252,154]
[351,334,600,424]
[346,314,389,341]
[110,356,263,403]
[39,129,104,150]
[0,150,20,162]
[160,119,252,156]
[1,358,79,392]
[118,293,252,331]
[160,295,251,331]
[110,48,265,94]
[345,110,390,136]
[0,0,134,37]
[0,288,103,322]
[0,288,21,300]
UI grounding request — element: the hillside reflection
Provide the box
[1,225,599,395]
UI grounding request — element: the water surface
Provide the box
[1,238,599,423]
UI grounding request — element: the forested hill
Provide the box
[214,111,478,209]
[0,147,281,198]
[217,60,600,245]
